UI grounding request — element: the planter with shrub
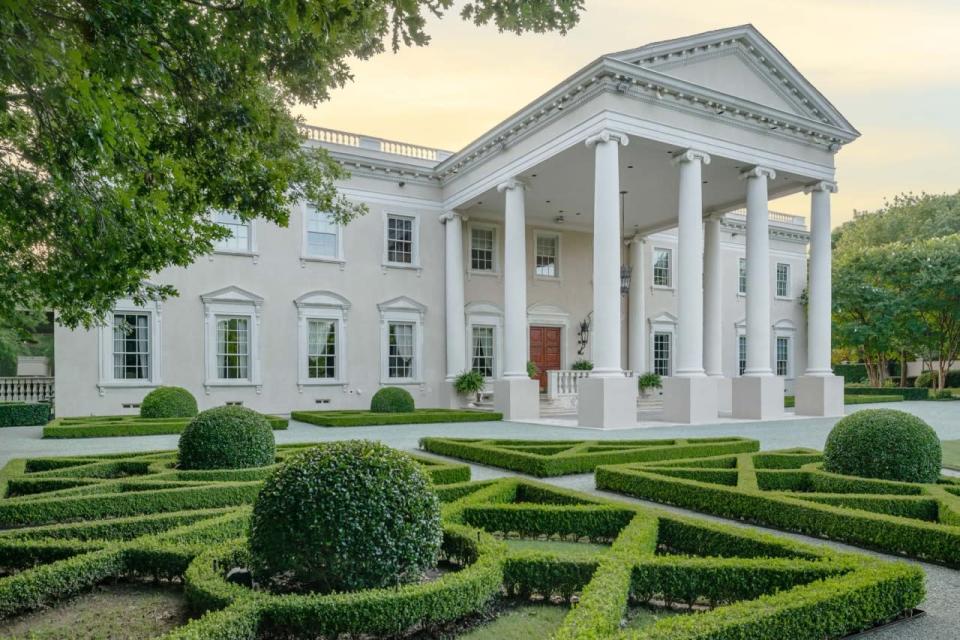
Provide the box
[637,372,662,400]
[452,370,485,406]
[570,359,593,371]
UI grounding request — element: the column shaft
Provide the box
[500,181,528,379]
[442,212,466,379]
[743,167,775,376]
[674,151,709,376]
[806,182,836,375]
[627,237,646,373]
[703,215,723,376]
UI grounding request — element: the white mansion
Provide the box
[55,25,857,427]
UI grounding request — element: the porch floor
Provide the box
[518,408,822,430]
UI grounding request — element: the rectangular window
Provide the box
[216,316,250,380]
[388,322,415,379]
[214,211,251,252]
[653,249,672,287]
[535,233,559,278]
[470,227,495,272]
[306,207,339,258]
[471,326,495,377]
[387,215,414,264]
[653,332,671,377]
[738,334,747,376]
[776,263,790,297]
[776,336,790,377]
[112,313,150,380]
[738,258,747,295]
[307,319,337,379]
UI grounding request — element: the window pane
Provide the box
[653,332,671,377]
[738,335,747,376]
[653,249,672,287]
[387,216,414,264]
[535,235,558,277]
[217,317,250,380]
[471,228,494,271]
[776,337,790,377]
[306,207,339,258]
[471,326,495,377]
[112,313,150,380]
[214,211,251,252]
[388,322,415,378]
[307,319,337,379]
[738,258,747,295]
[776,263,789,297]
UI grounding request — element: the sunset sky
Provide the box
[293,0,960,227]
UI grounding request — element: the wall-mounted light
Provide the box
[577,312,592,355]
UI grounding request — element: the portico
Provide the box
[438,25,858,427]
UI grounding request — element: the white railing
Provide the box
[0,377,55,403]
[725,209,805,226]
[298,124,453,162]
[546,370,635,400]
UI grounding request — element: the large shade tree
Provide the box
[0,0,583,330]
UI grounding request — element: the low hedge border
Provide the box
[843,385,929,401]
[597,450,960,567]
[0,402,51,427]
[43,413,288,438]
[291,408,502,427]
[785,394,904,408]
[419,436,759,477]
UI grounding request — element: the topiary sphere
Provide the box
[249,440,442,593]
[140,386,198,419]
[823,409,941,483]
[370,386,415,413]
[178,406,275,470]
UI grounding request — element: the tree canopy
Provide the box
[1,0,583,328]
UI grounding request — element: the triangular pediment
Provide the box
[609,25,857,136]
[200,285,263,304]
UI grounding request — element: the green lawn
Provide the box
[502,538,609,558]
[942,440,960,471]
[457,604,568,639]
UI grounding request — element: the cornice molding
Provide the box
[720,217,810,244]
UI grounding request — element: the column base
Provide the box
[494,378,540,421]
[662,376,719,424]
[795,375,844,417]
[732,376,784,420]
[713,376,732,414]
[577,376,637,429]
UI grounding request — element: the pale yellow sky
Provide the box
[294,0,960,226]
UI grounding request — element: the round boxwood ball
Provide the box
[178,406,275,470]
[249,440,442,593]
[823,409,941,483]
[370,386,415,413]
[140,386,198,419]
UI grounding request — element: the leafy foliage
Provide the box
[370,386,415,413]
[823,409,942,483]
[637,372,662,391]
[249,440,442,592]
[178,407,275,470]
[140,387,198,419]
[453,369,486,394]
[570,359,594,371]
[292,408,500,427]
[44,413,287,438]
[0,402,50,427]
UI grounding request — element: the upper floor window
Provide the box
[386,214,415,265]
[213,211,252,253]
[653,248,672,287]
[305,206,341,259]
[112,313,151,380]
[535,232,560,278]
[738,258,747,295]
[470,226,496,272]
[776,263,790,298]
[471,325,495,378]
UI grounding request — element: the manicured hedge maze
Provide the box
[43,413,289,438]
[596,448,960,567]
[0,448,924,640]
[420,436,759,477]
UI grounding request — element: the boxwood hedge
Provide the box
[291,408,502,427]
[43,412,288,438]
[0,402,51,427]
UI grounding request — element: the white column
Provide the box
[732,166,783,419]
[441,212,466,381]
[703,215,723,377]
[804,181,836,375]
[494,179,539,420]
[627,235,646,373]
[577,130,636,428]
[673,150,710,377]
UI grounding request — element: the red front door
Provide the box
[529,326,562,392]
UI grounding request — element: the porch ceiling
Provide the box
[458,135,810,235]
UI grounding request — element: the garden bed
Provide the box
[291,408,502,427]
[42,413,288,438]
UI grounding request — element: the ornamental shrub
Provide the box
[370,386,414,413]
[249,440,442,593]
[571,359,594,371]
[140,386,198,419]
[914,371,935,388]
[453,370,485,396]
[823,409,941,483]
[637,372,662,392]
[178,406,275,470]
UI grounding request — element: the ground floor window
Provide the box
[216,316,250,380]
[738,334,747,376]
[112,312,151,380]
[471,325,495,377]
[776,336,790,377]
[388,322,415,379]
[653,332,671,377]
[307,319,337,379]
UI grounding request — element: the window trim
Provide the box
[201,286,263,392]
[775,262,791,299]
[648,312,677,377]
[737,257,747,296]
[295,290,350,390]
[301,203,345,265]
[378,296,426,385]
[97,298,163,393]
[464,302,503,380]
[533,230,562,281]
[651,247,674,290]
[467,222,499,275]
[211,210,257,257]
[773,319,797,379]
[382,212,421,270]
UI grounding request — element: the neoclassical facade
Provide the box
[55,25,856,426]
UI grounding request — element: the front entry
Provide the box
[529,326,562,392]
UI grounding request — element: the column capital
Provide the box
[803,180,838,194]
[739,166,777,181]
[439,211,467,224]
[496,178,526,193]
[585,129,629,148]
[625,234,646,247]
[671,149,711,166]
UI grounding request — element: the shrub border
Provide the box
[291,408,502,427]
[42,414,289,439]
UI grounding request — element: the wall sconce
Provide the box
[577,312,592,355]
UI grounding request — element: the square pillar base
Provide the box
[732,376,785,420]
[795,375,845,417]
[494,378,540,421]
[713,376,733,414]
[577,376,638,429]
[662,376,719,424]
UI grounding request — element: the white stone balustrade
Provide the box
[0,377,55,403]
